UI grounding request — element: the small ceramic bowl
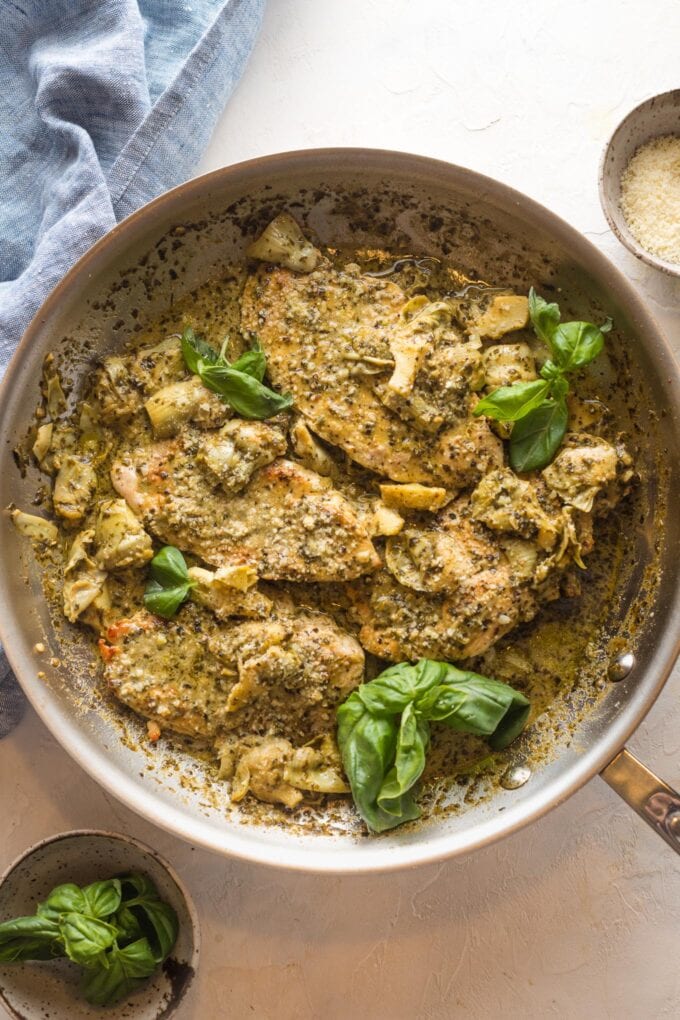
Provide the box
[0,831,200,1020]
[599,88,680,277]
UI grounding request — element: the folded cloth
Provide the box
[0,0,266,736]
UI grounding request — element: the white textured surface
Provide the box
[3,2,680,1017]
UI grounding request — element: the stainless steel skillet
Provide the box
[1,148,679,872]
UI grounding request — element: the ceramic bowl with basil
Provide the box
[0,830,199,1020]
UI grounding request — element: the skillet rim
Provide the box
[1,147,679,874]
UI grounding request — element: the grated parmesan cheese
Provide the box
[620,135,680,265]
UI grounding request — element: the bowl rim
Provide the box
[2,146,680,874]
[598,87,680,278]
[0,828,200,1019]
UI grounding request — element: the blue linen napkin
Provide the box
[0,0,266,737]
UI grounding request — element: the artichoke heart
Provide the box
[470,468,561,551]
[482,342,537,390]
[94,498,153,570]
[246,213,321,273]
[379,482,448,512]
[144,376,230,438]
[227,737,304,808]
[63,530,108,623]
[53,453,97,524]
[470,294,529,340]
[188,565,271,620]
[283,735,349,794]
[542,435,619,513]
[11,508,58,545]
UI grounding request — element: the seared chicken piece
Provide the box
[111,436,379,582]
[205,604,364,743]
[241,264,501,488]
[102,602,364,749]
[348,489,584,663]
[101,610,229,739]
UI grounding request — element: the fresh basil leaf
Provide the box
[198,363,293,419]
[130,899,178,962]
[550,375,570,401]
[114,904,143,942]
[116,874,178,961]
[143,546,192,619]
[41,883,87,915]
[509,398,568,472]
[356,663,429,716]
[473,379,550,422]
[528,287,561,346]
[231,344,266,382]
[0,915,62,962]
[426,667,530,749]
[36,902,61,923]
[59,912,119,969]
[0,937,61,962]
[143,579,191,619]
[183,324,292,420]
[550,319,608,371]
[147,545,189,587]
[180,327,218,374]
[539,359,562,382]
[81,879,122,920]
[337,660,530,833]
[80,938,157,1007]
[337,696,405,833]
[377,703,429,819]
[119,873,158,901]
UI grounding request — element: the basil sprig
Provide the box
[143,545,194,619]
[181,326,292,418]
[337,659,530,834]
[0,874,178,1007]
[474,289,611,472]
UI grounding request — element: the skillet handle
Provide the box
[600,748,680,855]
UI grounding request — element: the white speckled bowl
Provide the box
[599,88,680,277]
[0,831,199,1020]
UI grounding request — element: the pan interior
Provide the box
[0,151,678,871]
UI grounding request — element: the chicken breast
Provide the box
[205,603,365,743]
[101,610,229,739]
[101,601,364,747]
[347,486,585,663]
[241,263,502,488]
[111,431,379,582]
